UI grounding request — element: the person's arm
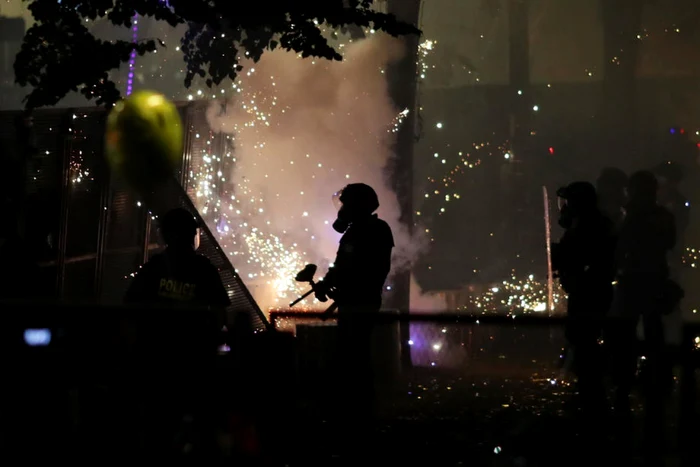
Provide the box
[316,242,353,300]
[202,263,231,328]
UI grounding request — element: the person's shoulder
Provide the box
[148,251,167,262]
[193,254,223,275]
[372,216,394,245]
[374,216,392,230]
[140,252,166,270]
[193,253,216,267]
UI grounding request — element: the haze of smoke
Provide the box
[409,274,447,312]
[206,33,431,310]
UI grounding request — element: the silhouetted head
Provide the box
[556,181,598,228]
[627,170,658,207]
[597,167,627,193]
[332,183,379,233]
[596,167,627,207]
[159,208,199,248]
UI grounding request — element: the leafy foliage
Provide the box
[15,0,419,109]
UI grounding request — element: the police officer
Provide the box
[315,183,394,310]
[124,207,230,461]
[653,162,688,238]
[314,183,394,448]
[596,167,627,232]
[125,207,230,316]
[610,171,676,448]
[552,182,616,417]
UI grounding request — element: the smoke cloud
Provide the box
[205,33,429,311]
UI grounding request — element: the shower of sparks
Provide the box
[419,140,510,219]
[183,31,438,313]
[461,273,565,315]
[417,39,435,80]
[69,152,90,184]
[683,246,699,268]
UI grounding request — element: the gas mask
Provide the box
[331,184,380,233]
[332,190,351,233]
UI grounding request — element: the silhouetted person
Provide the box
[314,183,394,450]
[653,161,689,271]
[551,182,616,419]
[125,207,230,316]
[124,208,230,461]
[596,167,627,231]
[609,171,676,455]
[653,161,688,382]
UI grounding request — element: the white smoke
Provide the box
[205,33,429,311]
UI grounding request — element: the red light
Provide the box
[696,142,700,149]
[548,147,555,155]
[681,128,686,134]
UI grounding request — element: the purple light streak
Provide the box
[126,15,138,96]
[126,2,170,97]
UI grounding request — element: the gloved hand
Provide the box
[314,281,329,302]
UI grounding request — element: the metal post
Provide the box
[93,125,111,298]
[55,111,74,298]
[142,214,152,264]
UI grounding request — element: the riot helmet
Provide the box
[331,183,379,233]
[159,208,200,248]
[556,181,597,228]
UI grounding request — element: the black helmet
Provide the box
[159,208,199,246]
[556,181,597,212]
[337,183,379,215]
[597,167,627,190]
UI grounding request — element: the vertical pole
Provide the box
[94,115,111,298]
[142,214,152,264]
[55,111,74,298]
[543,186,554,315]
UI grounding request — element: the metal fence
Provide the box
[0,104,269,331]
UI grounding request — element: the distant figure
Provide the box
[314,183,394,446]
[125,207,230,318]
[596,167,627,231]
[653,161,689,281]
[124,207,230,461]
[551,182,616,417]
[653,161,689,237]
[609,171,676,442]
